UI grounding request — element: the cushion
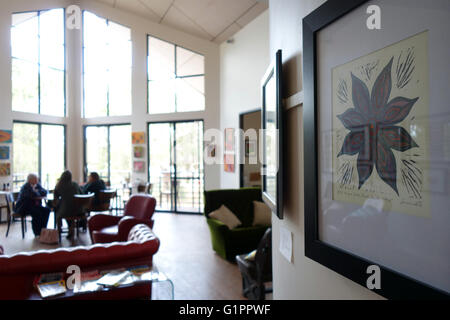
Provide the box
[208,205,242,229]
[128,224,155,242]
[252,201,272,226]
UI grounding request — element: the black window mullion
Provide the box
[37,11,41,115]
[107,126,111,185]
[106,19,110,117]
[174,45,177,113]
[38,124,42,186]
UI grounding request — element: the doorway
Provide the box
[148,120,204,214]
[239,109,262,188]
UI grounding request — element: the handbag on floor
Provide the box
[40,228,59,244]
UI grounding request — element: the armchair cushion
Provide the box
[88,214,155,244]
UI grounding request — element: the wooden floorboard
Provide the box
[0,211,247,300]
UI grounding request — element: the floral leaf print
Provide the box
[337,57,419,195]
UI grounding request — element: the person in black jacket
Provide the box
[82,172,106,206]
[15,173,50,237]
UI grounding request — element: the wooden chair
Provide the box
[87,189,117,215]
[57,193,94,242]
[5,192,29,239]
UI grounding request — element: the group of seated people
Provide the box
[15,171,107,239]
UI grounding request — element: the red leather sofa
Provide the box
[89,194,156,244]
[0,224,159,300]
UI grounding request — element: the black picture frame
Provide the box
[303,0,449,299]
[261,50,284,219]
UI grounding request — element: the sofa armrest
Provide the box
[118,216,154,241]
[206,218,232,259]
[88,214,122,241]
[206,217,229,233]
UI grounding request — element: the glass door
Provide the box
[148,120,204,213]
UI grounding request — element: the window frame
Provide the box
[11,8,67,117]
[83,123,131,184]
[81,10,132,118]
[12,120,67,190]
[146,34,205,114]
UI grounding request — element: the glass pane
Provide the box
[41,125,65,190]
[109,67,131,116]
[12,58,38,113]
[40,68,65,117]
[175,76,205,112]
[40,9,64,70]
[148,80,176,114]
[110,125,131,187]
[108,21,131,69]
[83,11,107,49]
[176,46,204,76]
[85,126,108,182]
[264,74,277,202]
[175,122,204,213]
[148,36,175,80]
[84,71,108,118]
[11,12,38,62]
[149,123,173,211]
[13,123,39,190]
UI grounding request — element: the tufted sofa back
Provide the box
[0,225,159,299]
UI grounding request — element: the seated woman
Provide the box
[53,170,82,239]
[82,172,106,206]
[15,173,50,237]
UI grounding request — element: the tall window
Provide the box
[13,122,66,190]
[148,36,205,114]
[84,124,131,186]
[11,9,65,116]
[83,11,132,118]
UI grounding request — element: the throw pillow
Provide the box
[208,205,242,229]
[253,201,272,226]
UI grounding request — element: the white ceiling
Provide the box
[94,0,268,44]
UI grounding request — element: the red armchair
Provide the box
[88,194,156,244]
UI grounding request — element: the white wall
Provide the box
[0,0,221,191]
[269,0,382,300]
[219,10,269,189]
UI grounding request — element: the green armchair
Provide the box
[204,188,270,261]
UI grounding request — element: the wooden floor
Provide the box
[0,211,247,300]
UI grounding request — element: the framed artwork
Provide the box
[0,146,9,160]
[133,161,145,173]
[132,132,145,144]
[0,130,12,144]
[134,146,144,158]
[224,128,236,173]
[245,137,257,158]
[207,143,216,158]
[224,128,235,152]
[224,153,235,173]
[261,50,284,219]
[303,0,449,299]
[0,163,11,176]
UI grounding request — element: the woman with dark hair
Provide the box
[54,170,82,239]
